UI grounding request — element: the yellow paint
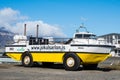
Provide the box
[6,52,110,64]
[77,53,110,64]
[7,53,22,61]
[31,53,64,63]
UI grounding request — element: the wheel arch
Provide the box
[21,51,32,60]
[63,52,82,62]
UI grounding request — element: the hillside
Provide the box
[0,27,14,49]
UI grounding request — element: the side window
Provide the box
[75,34,82,38]
[115,50,117,53]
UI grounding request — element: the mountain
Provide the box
[0,27,14,49]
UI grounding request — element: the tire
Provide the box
[22,53,33,67]
[83,64,98,70]
[63,53,80,71]
[42,62,54,67]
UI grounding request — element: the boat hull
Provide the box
[6,44,112,64]
[6,52,110,64]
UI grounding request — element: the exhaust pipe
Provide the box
[24,24,26,36]
[36,24,39,39]
[36,24,39,42]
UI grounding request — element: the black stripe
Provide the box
[71,44,114,48]
[6,51,109,54]
[30,51,109,54]
[6,52,22,54]
[77,52,109,54]
[5,44,114,48]
[5,45,26,47]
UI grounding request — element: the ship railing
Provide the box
[29,37,72,45]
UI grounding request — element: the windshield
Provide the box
[75,34,96,39]
[75,34,82,38]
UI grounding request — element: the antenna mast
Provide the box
[76,23,88,32]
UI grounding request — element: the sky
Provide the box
[0,0,120,37]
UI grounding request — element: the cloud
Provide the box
[0,8,66,38]
[0,8,28,26]
[80,16,88,22]
[12,21,67,37]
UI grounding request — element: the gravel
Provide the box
[0,57,120,80]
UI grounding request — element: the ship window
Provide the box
[115,50,117,53]
[118,50,120,53]
[84,34,91,38]
[89,35,96,39]
[75,34,82,38]
[75,34,96,39]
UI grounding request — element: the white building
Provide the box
[98,33,120,57]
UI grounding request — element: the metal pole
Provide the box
[36,24,39,38]
[24,24,26,36]
[36,24,39,42]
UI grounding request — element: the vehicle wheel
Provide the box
[42,62,54,67]
[63,53,80,71]
[83,64,98,70]
[22,53,33,67]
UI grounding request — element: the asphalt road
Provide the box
[0,62,120,80]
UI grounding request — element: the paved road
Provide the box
[0,63,120,80]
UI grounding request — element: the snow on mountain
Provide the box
[0,27,14,48]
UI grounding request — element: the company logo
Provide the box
[9,48,14,51]
[17,47,25,52]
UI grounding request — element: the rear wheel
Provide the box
[63,53,81,71]
[22,53,33,67]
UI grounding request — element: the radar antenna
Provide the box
[76,23,89,32]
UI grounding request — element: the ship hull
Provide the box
[6,44,112,64]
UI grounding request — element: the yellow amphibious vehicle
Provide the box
[5,24,114,71]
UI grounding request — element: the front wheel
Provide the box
[22,53,33,67]
[63,53,81,71]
